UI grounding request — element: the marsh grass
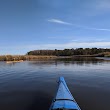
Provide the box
[0,55,57,61]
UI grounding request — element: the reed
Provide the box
[0,55,57,61]
[103,52,110,57]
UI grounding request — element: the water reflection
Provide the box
[29,57,104,66]
[0,57,110,110]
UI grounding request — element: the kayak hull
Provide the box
[49,77,81,110]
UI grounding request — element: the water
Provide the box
[0,57,110,110]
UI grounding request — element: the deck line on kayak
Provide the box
[49,77,81,110]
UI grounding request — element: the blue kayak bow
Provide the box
[49,77,81,110]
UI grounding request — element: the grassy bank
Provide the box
[0,52,110,61]
[103,52,110,57]
[0,55,57,61]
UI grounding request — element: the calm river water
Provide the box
[0,57,110,110]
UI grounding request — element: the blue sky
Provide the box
[0,0,110,54]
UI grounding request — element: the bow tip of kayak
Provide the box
[59,76,65,81]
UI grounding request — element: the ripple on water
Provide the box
[0,59,110,110]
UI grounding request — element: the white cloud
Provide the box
[27,41,110,50]
[80,26,110,32]
[0,41,110,55]
[48,19,72,25]
[47,18,110,32]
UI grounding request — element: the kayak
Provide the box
[49,77,81,110]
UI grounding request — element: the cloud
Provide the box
[79,26,110,32]
[48,19,72,25]
[27,41,110,50]
[1,41,110,55]
[48,19,110,32]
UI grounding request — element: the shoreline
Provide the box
[0,54,110,61]
[0,55,57,61]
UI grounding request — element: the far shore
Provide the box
[0,54,110,61]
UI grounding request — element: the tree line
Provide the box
[27,48,110,56]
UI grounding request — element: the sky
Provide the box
[0,0,110,54]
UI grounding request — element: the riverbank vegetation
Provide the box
[27,48,110,56]
[0,55,57,61]
[0,48,110,61]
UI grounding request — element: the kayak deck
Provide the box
[49,77,81,110]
